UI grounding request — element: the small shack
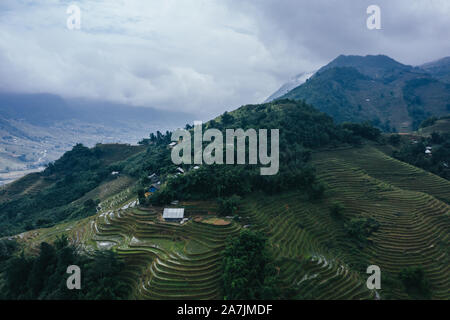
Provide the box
[145,184,161,198]
[148,184,160,193]
[163,208,185,222]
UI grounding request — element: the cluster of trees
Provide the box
[398,266,431,299]
[222,230,279,299]
[150,162,327,205]
[327,201,381,252]
[139,130,173,146]
[371,117,396,133]
[0,237,129,300]
[344,217,380,246]
[329,201,345,219]
[217,195,241,216]
[143,100,383,205]
[392,131,450,180]
[341,122,382,142]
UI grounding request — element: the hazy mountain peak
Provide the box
[264,71,316,102]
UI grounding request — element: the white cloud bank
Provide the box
[0,0,449,119]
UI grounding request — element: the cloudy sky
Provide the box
[0,0,449,119]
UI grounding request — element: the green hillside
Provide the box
[1,99,448,300]
[0,143,145,236]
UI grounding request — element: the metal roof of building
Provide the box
[163,208,185,219]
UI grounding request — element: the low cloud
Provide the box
[0,0,449,119]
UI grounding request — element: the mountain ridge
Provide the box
[276,54,450,132]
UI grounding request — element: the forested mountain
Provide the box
[276,55,450,132]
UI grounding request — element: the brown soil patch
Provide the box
[202,218,231,226]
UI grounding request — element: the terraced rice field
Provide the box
[235,145,449,299]
[17,144,448,300]
[89,202,240,299]
[311,147,450,299]
[318,146,450,203]
[241,193,375,300]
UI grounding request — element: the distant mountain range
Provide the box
[268,54,450,132]
[0,92,193,184]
